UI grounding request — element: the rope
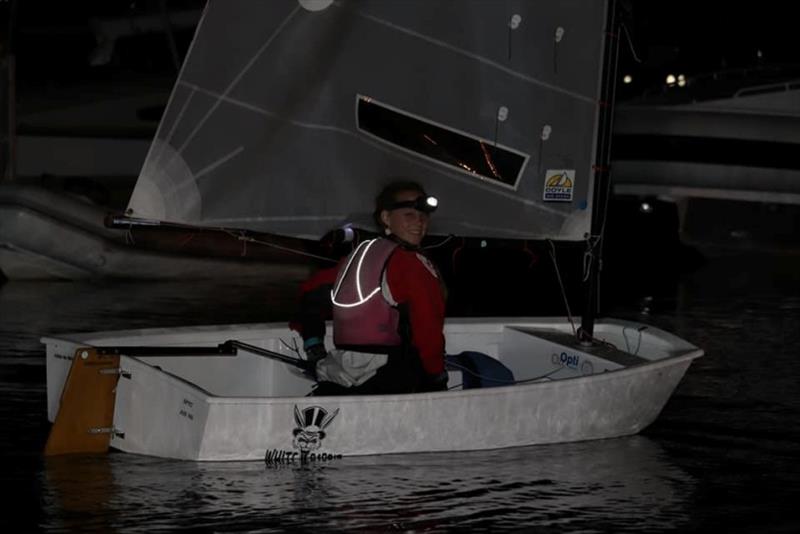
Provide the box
[582,235,601,283]
[422,234,455,250]
[445,359,517,385]
[620,23,642,64]
[546,240,577,336]
[622,325,647,356]
[225,231,337,263]
[280,337,302,359]
[446,362,568,389]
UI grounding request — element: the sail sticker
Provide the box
[543,169,575,202]
[265,405,343,464]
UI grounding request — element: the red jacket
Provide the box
[384,247,446,374]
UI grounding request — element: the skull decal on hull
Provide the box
[293,405,339,452]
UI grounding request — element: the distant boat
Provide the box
[0,184,317,280]
[42,0,702,461]
[613,68,800,206]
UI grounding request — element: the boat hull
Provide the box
[43,318,702,461]
[114,355,693,461]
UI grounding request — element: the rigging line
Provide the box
[353,9,595,105]
[175,6,301,155]
[445,360,517,384]
[446,359,567,387]
[585,24,620,308]
[226,232,337,263]
[547,239,577,336]
[279,337,302,359]
[422,234,455,250]
[620,23,642,63]
[622,326,646,355]
[513,367,569,384]
[582,234,602,283]
[593,123,615,251]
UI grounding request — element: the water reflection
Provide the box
[40,437,693,532]
[5,249,800,531]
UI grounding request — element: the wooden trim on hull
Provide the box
[44,348,121,456]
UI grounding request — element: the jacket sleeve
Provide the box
[289,263,340,345]
[385,250,446,375]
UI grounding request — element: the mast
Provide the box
[579,0,621,342]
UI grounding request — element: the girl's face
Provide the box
[380,190,430,246]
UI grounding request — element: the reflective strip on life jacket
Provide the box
[331,238,402,350]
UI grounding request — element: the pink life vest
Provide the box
[331,238,402,351]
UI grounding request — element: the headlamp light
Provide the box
[386,195,439,213]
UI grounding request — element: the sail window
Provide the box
[357,95,528,189]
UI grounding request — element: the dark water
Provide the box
[2,249,800,532]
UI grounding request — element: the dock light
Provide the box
[639,202,653,214]
[623,74,633,84]
[666,74,676,86]
[677,74,686,87]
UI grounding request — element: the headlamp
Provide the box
[386,195,439,213]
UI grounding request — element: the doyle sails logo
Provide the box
[543,169,575,201]
[264,405,342,464]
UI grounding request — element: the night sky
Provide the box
[617,1,800,99]
[4,0,798,101]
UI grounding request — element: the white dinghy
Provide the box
[43,318,701,461]
[43,0,703,461]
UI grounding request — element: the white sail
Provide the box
[127,0,609,241]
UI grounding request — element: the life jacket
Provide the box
[331,238,402,352]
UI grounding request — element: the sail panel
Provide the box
[128,0,608,241]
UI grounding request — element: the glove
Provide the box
[305,343,328,365]
[302,338,328,380]
[420,371,449,392]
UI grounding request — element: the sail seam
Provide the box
[193,146,245,180]
[152,87,196,169]
[177,83,568,218]
[176,6,301,155]
[352,9,595,105]
[179,82,353,135]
